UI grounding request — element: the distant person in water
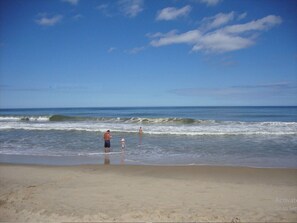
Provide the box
[120,138,126,164]
[103,130,112,152]
[138,127,143,145]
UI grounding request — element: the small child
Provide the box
[120,138,126,151]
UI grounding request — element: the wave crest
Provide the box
[0,115,202,124]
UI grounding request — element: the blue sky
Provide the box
[0,0,296,108]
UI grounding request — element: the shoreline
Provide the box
[1,160,297,169]
[1,163,297,222]
[1,153,297,169]
[2,162,297,170]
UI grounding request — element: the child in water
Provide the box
[120,138,126,151]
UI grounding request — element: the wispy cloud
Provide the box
[0,84,90,92]
[197,0,223,7]
[61,0,79,5]
[232,82,297,90]
[149,13,282,53]
[97,0,144,18]
[156,5,192,21]
[118,0,144,18]
[222,15,282,34]
[126,46,146,54]
[170,82,297,98]
[108,47,117,53]
[35,14,63,26]
[73,14,83,20]
[96,4,113,17]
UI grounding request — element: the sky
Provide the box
[0,0,296,108]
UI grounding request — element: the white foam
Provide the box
[0,116,21,121]
[0,116,50,122]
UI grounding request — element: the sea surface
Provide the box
[0,106,296,168]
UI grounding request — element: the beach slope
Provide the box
[0,164,296,222]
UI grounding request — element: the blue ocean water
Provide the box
[0,106,296,167]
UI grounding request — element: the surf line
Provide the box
[86,152,124,155]
[104,151,123,155]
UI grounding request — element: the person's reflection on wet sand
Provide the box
[121,150,125,165]
[104,150,110,165]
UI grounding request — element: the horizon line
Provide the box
[1,105,297,110]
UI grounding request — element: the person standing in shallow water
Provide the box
[103,130,112,153]
[139,127,143,145]
[120,138,126,151]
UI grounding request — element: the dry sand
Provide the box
[0,164,296,222]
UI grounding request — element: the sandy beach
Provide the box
[0,164,296,222]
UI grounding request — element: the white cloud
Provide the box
[156,5,192,21]
[118,0,144,18]
[223,15,282,34]
[62,0,79,5]
[192,31,253,53]
[149,14,282,53]
[35,14,63,26]
[201,12,235,31]
[150,30,201,47]
[146,30,178,39]
[198,0,223,6]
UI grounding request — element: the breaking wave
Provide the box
[0,115,296,136]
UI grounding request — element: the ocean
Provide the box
[0,106,296,168]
